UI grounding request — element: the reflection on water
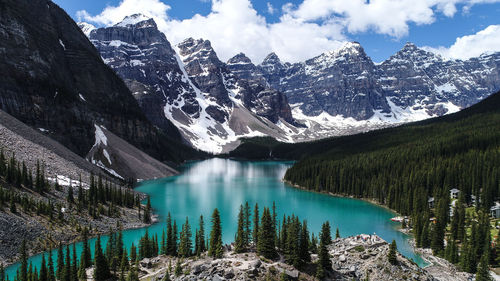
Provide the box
[5,159,426,278]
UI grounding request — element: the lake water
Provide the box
[4,159,425,278]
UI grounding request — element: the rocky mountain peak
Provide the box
[261,52,282,66]
[227,53,253,65]
[401,42,418,51]
[115,14,152,27]
[77,22,96,37]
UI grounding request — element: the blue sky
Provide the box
[55,0,500,63]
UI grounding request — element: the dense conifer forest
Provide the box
[283,91,500,270]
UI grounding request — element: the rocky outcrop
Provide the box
[0,0,194,167]
[127,235,435,281]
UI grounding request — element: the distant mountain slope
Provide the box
[229,90,500,161]
[0,0,200,169]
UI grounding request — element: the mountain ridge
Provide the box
[79,15,500,153]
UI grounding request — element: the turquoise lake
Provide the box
[4,159,426,278]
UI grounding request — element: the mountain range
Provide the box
[80,14,500,153]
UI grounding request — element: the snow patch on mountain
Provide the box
[115,14,150,27]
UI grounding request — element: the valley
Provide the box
[0,0,499,280]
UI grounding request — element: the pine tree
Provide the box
[198,215,205,253]
[130,243,137,263]
[126,266,138,281]
[56,243,64,281]
[335,228,340,239]
[174,260,182,277]
[257,208,277,259]
[317,222,331,280]
[80,228,92,270]
[178,217,192,257]
[244,202,251,246]
[166,213,174,256]
[0,264,4,281]
[235,205,246,253]
[253,203,259,246]
[298,220,310,265]
[143,197,152,224]
[209,208,223,258]
[172,221,178,257]
[63,246,71,281]
[71,245,78,281]
[39,254,47,281]
[388,240,398,265]
[47,250,55,281]
[93,236,111,281]
[19,240,28,281]
[476,253,492,281]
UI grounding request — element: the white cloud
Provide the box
[267,2,275,14]
[423,25,500,60]
[76,0,171,31]
[77,0,500,63]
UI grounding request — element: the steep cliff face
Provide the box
[259,42,390,120]
[226,53,295,124]
[89,15,191,140]
[259,42,500,122]
[0,0,195,165]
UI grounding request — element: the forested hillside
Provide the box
[284,90,500,214]
[282,90,500,272]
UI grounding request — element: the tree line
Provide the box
[6,203,343,281]
[0,148,147,222]
[284,99,500,275]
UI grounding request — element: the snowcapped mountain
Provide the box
[86,17,297,153]
[259,42,500,123]
[81,15,500,153]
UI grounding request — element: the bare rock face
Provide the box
[226,53,295,125]
[259,42,500,120]
[89,16,194,140]
[259,42,391,120]
[0,0,192,164]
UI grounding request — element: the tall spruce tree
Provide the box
[80,228,92,269]
[317,222,331,280]
[244,202,251,246]
[63,246,71,281]
[235,205,246,253]
[178,217,192,257]
[93,236,111,281]
[476,253,492,281]
[47,250,55,281]
[56,243,64,281]
[166,213,174,256]
[19,240,28,281]
[198,215,205,254]
[253,203,259,246]
[257,208,277,259]
[388,240,398,265]
[209,208,223,258]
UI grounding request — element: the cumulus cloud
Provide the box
[76,0,171,31]
[77,0,500,63]
[423,25,500,60]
